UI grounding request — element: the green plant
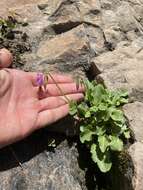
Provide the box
[69,79,130,173]
[0,16,17,39]
[37,72,130,173]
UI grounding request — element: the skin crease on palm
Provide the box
[0,48,84,149]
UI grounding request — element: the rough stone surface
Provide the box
[0,0,46,17]
[42,0,102,27]
[36,24,91,72]
[123,102,143,142]
[0,0,143,189]
[129,142,143,190]
[0,136,86,190]
[92,38,143,102]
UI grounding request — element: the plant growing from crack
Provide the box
[69,79,130,173]
[38,73,130,173]
[0,16,17,39]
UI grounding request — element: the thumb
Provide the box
[0,48,13,68]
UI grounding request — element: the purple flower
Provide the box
[36,73,44,86]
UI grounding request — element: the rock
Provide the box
[38,0,103,55]
[92,38,143,102]
[101,9,124,46]
[76,0,101,26]
[36,24,92,72]
[47,1,82,33]
[100,0,143,47]
[123,102,143,142]
[10,3,52,44]
[129,142,143,190]
[84,25,105,55]
[0,1,52,45]
[1,0,143,189]
[37,25,88,58]
[116,2,139,33]
[0,0,46,17]
[43,0,102,32]
[9,4,43,23]
[100,0,120,10]
[0,135,86,190]
[112,142,143,190]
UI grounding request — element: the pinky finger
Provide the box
[36,104,69,129]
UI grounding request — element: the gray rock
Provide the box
[1,0,143,189]
[0,137,86,190]
[123,102,143,142]
[111,142,143,190]
[128,142,143,190]
[100,0,143,47]
[36,24,92,72]
[43,0,102,29]
[0,0,46,17]
[92,38,143,102]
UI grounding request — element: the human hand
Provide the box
[0,49,84,148]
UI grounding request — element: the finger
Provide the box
[0,48,13,68]
[42,83,84,97]
[36,104,69,129]
[39,93,83,111]
[28,72,74,86]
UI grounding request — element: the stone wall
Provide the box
[0,0,143,189]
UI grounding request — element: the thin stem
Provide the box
[9,146,23,170]
[46,72,71,104]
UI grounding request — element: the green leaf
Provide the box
[97,152,112,173]
[84,80,95,102]
[90,106,98,113]
[98,135,109,153]
[110,136,123,151]
[98,103,107,111]
[90,144,98,163]
[124,130,130,139]
[80,125,85,132]
[119,98,128,104]
[110,108,124,122]
[101,110,110,121]
[84,79,94,90]
[119,90,128,97]
[90,144,112,172]
[69,101,77,115]
[93,84,106,105]
[85,111,91,118]
[109,90,128,106]
[96,126,106,136]
[119,124,128,134]
[80,129,96,143]
[77,103,88,117]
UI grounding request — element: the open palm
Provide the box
[0,69,83,148]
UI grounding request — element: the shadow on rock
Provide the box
[0,125,66,171]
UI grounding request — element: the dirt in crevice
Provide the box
[0,37,31,69]
[0,17,31,69]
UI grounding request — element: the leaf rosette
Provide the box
[69,80,130,173]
